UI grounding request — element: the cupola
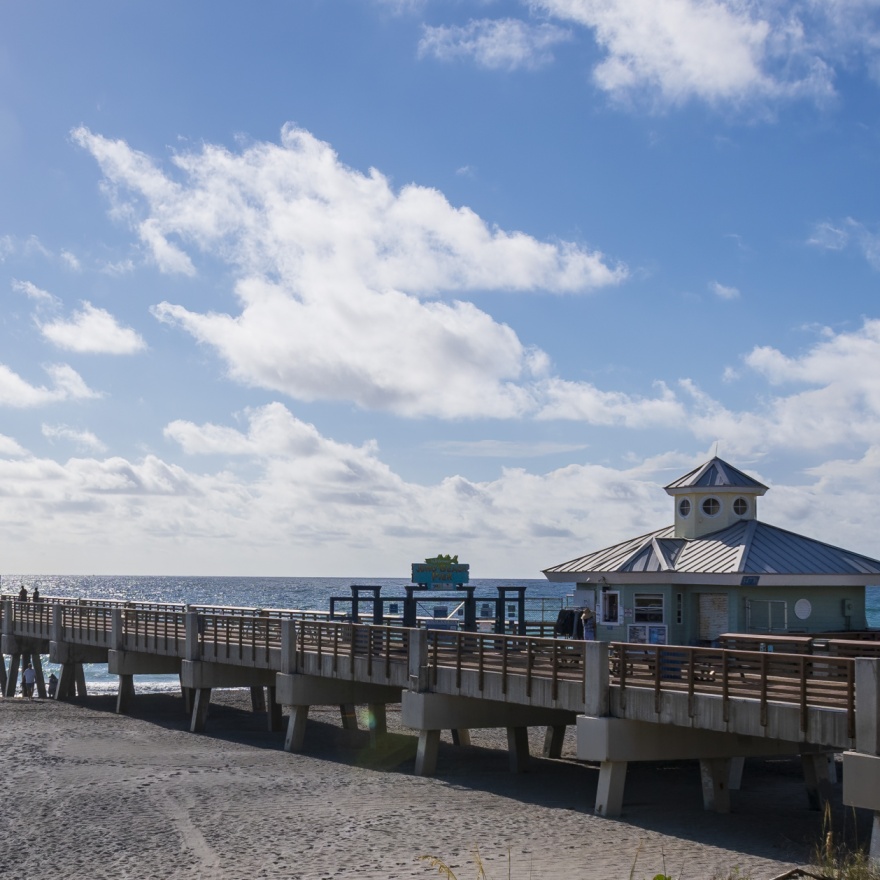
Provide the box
[664,457,768,540]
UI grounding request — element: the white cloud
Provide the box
[429,439,589,457]
[0,363,99,408]
[536,378,686,426]
[681,319,880,454]
[60,250,81,271]
[533,0,840,107]
[76,125,625,419]
[808,221,849,251]
[1,398,880,573]
[0,434,27,457]
[808,217,880,269]
[419,18,572,71]
[11,279,59,306]
[42,423,107,454]
[709,280,740,299]
[39,301,146,354]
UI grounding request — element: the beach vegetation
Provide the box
[806,805,880,880]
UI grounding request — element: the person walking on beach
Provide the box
[48,672,58,699]
[22,663,36,699]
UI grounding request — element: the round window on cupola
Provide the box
[678,499,691,518]
[701,497,720,516]
[733,497,748,516]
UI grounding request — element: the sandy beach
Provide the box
[0,690,868,880]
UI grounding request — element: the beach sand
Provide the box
[0,691,869,880]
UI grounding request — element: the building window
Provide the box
[676,592,683,624]
[733,497,748,516]
[701,497,720,516]
[600,591,621,625]
[634,593,664,623]
[678,499,691,517]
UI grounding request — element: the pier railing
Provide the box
[425,630,586,699]
[0,596,860,731]
[611,643,855,737]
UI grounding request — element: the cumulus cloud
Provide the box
[527,0,870,107]
[42,424,108,454]
[2,401,878,574]
[536,378,686,426]
[0,363,99,407]
[75,125,625,419]
[419,18,572,70]
[39,301,147,354]
[681,319,880,454]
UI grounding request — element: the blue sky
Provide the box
[2,0,880,577]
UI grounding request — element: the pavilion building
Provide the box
[543,457,880,645]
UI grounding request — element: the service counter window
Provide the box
[600,590,621,625]
[634,593,664,623]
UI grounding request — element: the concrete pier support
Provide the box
[117,674,135,714]
[180,660,276,733]
[108,650,181,714]
[0,653,6,695]
[250,686,267,713]
[415,729,441,776]
[595,761,627,817]
[275,672,400,752]
[801,750,833,810]
[450,728,470,747]
[5,653,21,697]
[506,726,530,773]
[578,716,803,817]
[401,691,575,777]
[191,688,212,732]
[284,705,310,752]
[728,756,745,791]
[267,686,283,732]
[340,703,358,731]
[699,758,732,812]
[543,724,566,759]
[843,659,880,866]
[31,653,46,699]
[367,702,387,746]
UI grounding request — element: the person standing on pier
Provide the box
[33,586,40,602]
[18,584,27,602]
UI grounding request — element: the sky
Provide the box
[1,0,880,578]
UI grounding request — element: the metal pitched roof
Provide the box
[543,519,880,578]
[664,457,768,493]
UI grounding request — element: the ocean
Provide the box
[4,575,879,694]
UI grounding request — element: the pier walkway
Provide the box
[2,595,879,855]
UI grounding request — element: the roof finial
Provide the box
[712,440,720,458]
